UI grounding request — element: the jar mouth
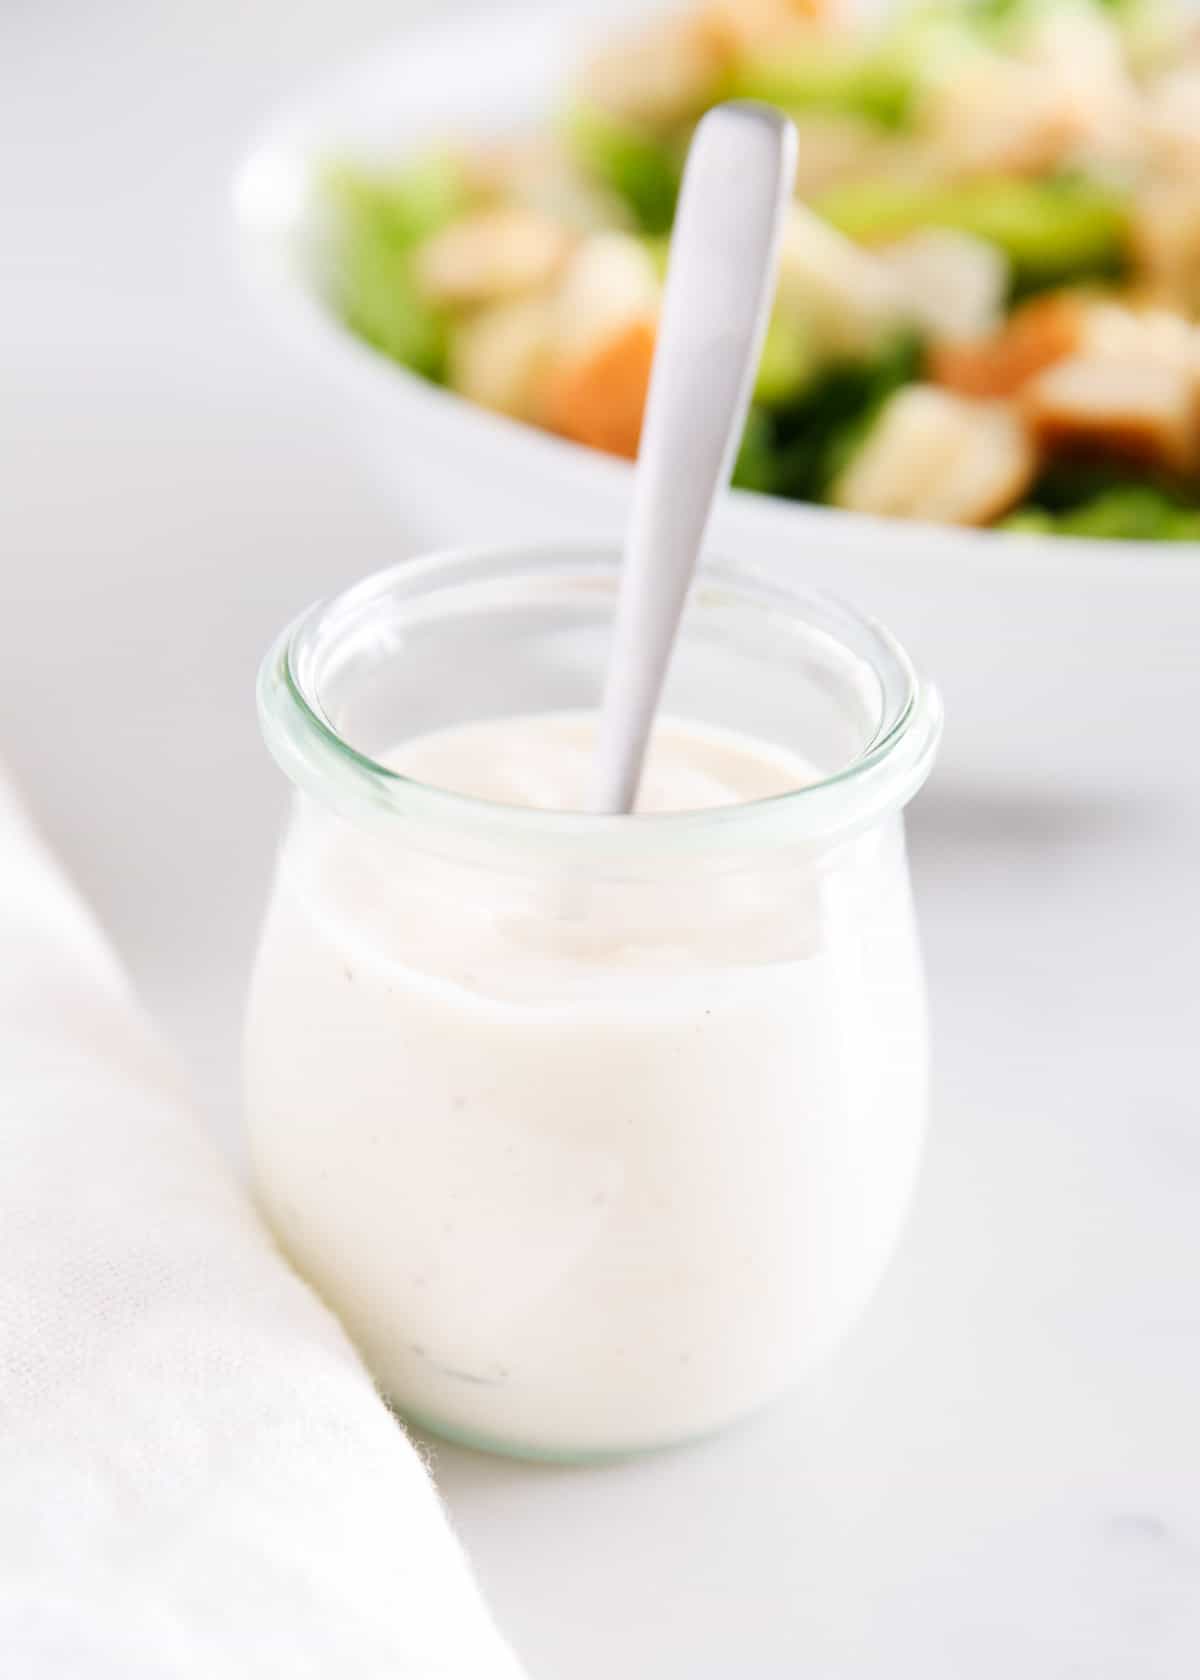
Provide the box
[259,542,942,861]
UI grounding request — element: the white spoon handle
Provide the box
[591,102,797,815]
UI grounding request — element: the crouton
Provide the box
[832,385,1035,525]
[550,233,661,360]
[581,15,725,127]
[415,208,572,308]
[1141,66,1200,175]
[785,115,894,199]
[448,298,553,421]
[930,293,1088,398]
[1017,2,1138,164]
[1026,353,1200,473]
[541,319,656,458]
[917,55,1101,180]
[879,230,1008,346]
[921,2,1135,181]
[536,234,661,454]
[463,137,632,233]
[918,402,1037,525]
[1081,301,1200,379]
[1132,180,1200,314]
[697,0,841,60]
[776,203,907,357]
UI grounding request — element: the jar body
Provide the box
[245,795,929,1459]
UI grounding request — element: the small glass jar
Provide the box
[246,543,941,1461]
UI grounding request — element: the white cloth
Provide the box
[0,776,528,1679]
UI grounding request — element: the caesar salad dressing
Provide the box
[246,712,929,1457]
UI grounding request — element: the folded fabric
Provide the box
[0,773,528,1679]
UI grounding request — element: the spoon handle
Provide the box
[592,102,797,815]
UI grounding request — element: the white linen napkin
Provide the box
[0,773,528,1679]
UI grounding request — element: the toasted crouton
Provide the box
[785,116,894,199]
[918,61,1081,180]
[449,298,553,421]
[550,233,661,359]
[541,319,656,458]
[1081,302,1200,380]
[930,294,1088,399]
[832,387,961,518]
[463,137,633,234]
[918,403,1036,525]
[1141,67,1200,174]
[879,230,1008,346]
[917,4,1135,181]
[1018,2,1137,161]
[917,38,1127,180]
[537,234,662,455]
[698,0,840,59]
[415,208,572,308]
[1132,180,1200,314]
[582,15,725,126]
[833,385,1035,525]
[1026,354,1200,473]
[776,204,908,357]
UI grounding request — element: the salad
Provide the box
[322,0,1200,539]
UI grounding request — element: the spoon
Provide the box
[591,101,797,815]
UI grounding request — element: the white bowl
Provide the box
[233,0,1200,799]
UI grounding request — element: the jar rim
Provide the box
[258,542,943,861]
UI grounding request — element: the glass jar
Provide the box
[246,543,942,1461]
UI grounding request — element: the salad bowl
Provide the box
[234,0,1200,797]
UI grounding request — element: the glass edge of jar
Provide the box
[256,572,944,864]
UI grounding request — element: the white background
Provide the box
[3,3,1199,1675]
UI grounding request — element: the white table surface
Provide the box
[3,3,1198,1675]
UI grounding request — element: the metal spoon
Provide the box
[591,101,797,814]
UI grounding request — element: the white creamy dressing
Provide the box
[246,712,928,1456]
[389,711,808,813]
